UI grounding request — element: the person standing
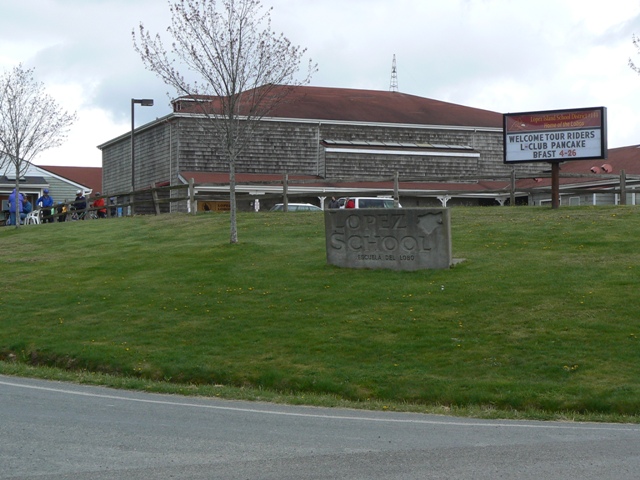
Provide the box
[92,192,107,218]
[328,196,340,209]
[37,189,55,223]
[7,189,24,226]
[72,190,87,219]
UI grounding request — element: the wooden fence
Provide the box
[70,169,640,217]
[18,169,640,224]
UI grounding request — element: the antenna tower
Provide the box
[389,54,398,92]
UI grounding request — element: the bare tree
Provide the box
[0,64,76,228]
[133,0,316,243]
[630,35,640,73]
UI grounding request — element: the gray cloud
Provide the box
[2,0,640,166]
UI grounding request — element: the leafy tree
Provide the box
[0,64,76,228]
[133,0,316,243]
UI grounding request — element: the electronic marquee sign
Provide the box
[503,107,607,163]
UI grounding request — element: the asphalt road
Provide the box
[1,375,639,479]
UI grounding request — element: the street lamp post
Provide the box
[131,98,154,214]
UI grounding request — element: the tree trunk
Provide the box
[229,161,238,244]
[13,160,20,229]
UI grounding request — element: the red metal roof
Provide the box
[173,85,503,128]
[183,143,640,197]
[180,171,510,194]
[517,144,640,189]
[39,166,102,192]
[559,144,640,175]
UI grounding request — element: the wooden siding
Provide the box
[320,123,513,178]
[102,138,131,195]
[101,114,541,196]
[324,150,479,178]
[102,121,175,196]
[136,122,173,190]
[173,117,320,175]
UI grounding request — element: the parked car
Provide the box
[269,203,322,212]
[339,197,400,209]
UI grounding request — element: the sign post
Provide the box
[551,162,560,209]
[503,107,607,208]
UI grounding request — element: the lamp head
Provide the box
[132,98,154,107]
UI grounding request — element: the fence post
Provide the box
[65,200,73,221]
[510,169,516,206]
[189,178,196,215]
[394,172,400,207]
[551,162,560,209]
[151,184,161,215]
[283,173,289,212]
[620,169,627,205]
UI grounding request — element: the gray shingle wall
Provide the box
[102,140,131,195]
[101,114,539,195]
[320,123,509,178]
[136,122,173,189]
[102,121,174,195]
[169,118,505,177]
[174,118,320,175]
[324,151,479,178]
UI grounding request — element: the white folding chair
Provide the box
[24,210,41,225]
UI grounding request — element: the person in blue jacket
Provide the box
[21,197,32,223]
[37,189,55,223]
[7,189,24,226]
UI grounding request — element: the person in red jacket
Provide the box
[345,198,355,209]
[92,192,107,218]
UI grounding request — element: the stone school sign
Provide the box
[324,208,452,271]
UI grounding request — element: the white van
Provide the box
[270,203,322,212]
[339,197,400,209]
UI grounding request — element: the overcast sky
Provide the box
[2,0,640,167]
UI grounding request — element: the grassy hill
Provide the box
[2,206,640,422]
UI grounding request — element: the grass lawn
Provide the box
[1,206,640,422]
